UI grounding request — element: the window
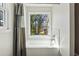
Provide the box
[24,5,52,40]
[30,14,48,35]
[0,4,8,30]
[0,10,4,26]
[28,12,52,39]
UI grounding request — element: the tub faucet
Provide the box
[50,35,55,46]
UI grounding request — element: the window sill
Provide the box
[26,40,59,48]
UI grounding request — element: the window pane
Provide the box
[30,14,48,35]
[0,10,3,26]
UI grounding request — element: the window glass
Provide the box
[0,10,3,26]
[30,14,49,35]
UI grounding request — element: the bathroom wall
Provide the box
[53,4,70,56]
[53,3,74,56]
[0,4,14,56]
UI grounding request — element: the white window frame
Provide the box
[28,12,52,39]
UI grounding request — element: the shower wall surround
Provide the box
[23,4,74,56]
[24,4,60,48]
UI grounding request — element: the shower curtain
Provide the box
[13,3,26,56]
